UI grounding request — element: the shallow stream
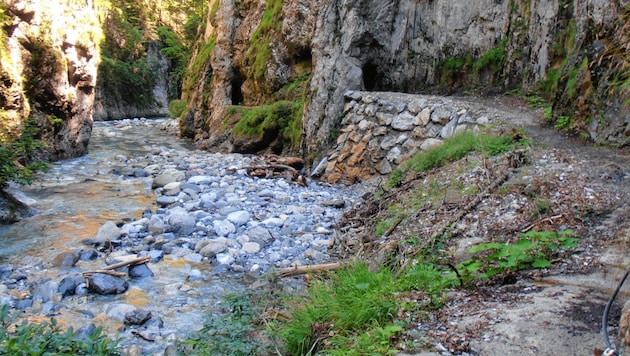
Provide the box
[0,119,230,352]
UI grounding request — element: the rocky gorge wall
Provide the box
[181,0,629,161]
[0,0,102,160]
[93,41,171,121]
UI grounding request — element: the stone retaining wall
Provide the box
[316,91,508,184]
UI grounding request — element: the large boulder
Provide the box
[0,189,34,224]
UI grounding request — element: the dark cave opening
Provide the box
[362,62,379,91]
[231,70,245,105]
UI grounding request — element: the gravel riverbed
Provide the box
[0,118,366,354]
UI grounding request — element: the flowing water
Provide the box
[0,118,193,260]
[0,119,233,351]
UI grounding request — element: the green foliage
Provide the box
[554,115,573,130]
[472,38,507,74]
[0,118,48,187]
[177,291,275,355]
[279,262,457,355]
[229,99,303,149]
[565,57,587,100]
[168,99,186,118]
[98,57,156,107]
[543,106,553,121]
[0,304,120,355]
[439,54,473,82]
[281,263,400,355]
[157,26,188,99]
[99,0,205,105]
[388,131,527,187]
[182,36,216,94]
[98,4,156,107]
[245,0,284,82]
[400,263,458,308]
[457,230,578,280]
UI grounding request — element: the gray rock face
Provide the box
[181,0,628,155]
[87,273,129,295]
[0,0,100,161]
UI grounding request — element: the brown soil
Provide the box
[336,95,630,355]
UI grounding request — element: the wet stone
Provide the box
[58,276,82,297]
[79,249,99,261]
[128,263,154,278]
[124,309,152,326]
[87,273,129,295]
[52,251,79,267]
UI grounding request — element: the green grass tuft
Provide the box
[388,131,525,187]
[228,99,303,149]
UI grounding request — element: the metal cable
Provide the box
[602,269,629,355]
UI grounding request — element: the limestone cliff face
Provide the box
[182,0,629,157]
[0,0,102,160]
[305,0,629,152]
[93,41,170,120]
[180,0,318,150]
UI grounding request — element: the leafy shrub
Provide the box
[169,99,187,118]
[0,119,48,187]
[0,304,120,355]
[229,100,303,149]
[457,230,578,280]
[472,38,507,74]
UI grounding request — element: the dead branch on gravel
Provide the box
[244,155,307,186]
[521,214,564,233]
[277,262,348,278]
[82,255,150,277]
[81,270,127,277]
[397,150,527,268]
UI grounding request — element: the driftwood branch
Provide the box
[131,330,155,342]
[384,216,403,237]
[82,255,150,277]
[277,262,348,278]
[82,270,127,277]
[291,230,333,235]
[103,255,150,270]
[521,214,564,233]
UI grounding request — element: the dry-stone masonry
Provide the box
[317,91,500,184]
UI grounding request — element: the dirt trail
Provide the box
[344,95,630,356]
